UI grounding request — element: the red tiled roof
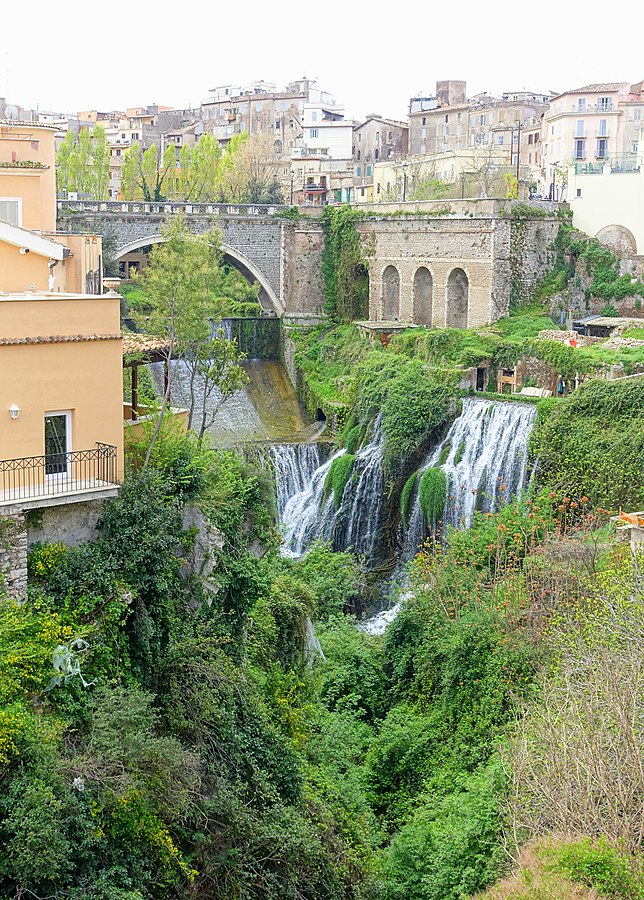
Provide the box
[0,333,120,346]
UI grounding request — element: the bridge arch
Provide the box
[114,235,285,316]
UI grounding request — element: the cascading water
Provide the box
[269,417,386,562]
[358,398,537,635]
[333,417,385,559]
[403,398,537,558]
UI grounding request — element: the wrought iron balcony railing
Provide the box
[0,443,118,505]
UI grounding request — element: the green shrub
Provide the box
[325,453,355,510]
[556,837,643,899]
[418,468,447,525]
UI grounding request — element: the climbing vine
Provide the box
[321,206,370,321]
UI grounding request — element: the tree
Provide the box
[183,335,249,441]
[55,126,110,199]
[219,133,284,203]
[135,217,247,460]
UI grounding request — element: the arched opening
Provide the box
[413,266,433,325]
[274,138,283,155]
[446,268,469,328]
[316,408,326,422]
[114,235,284,316]
[381,265,400,320]
[595,224,638,257]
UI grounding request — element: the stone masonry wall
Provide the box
[0,512,28,601]
[26,499,106,548]
[361,213,560,326]
[281,221,326,314]
[509,218,560,307]
[362,217,500,327]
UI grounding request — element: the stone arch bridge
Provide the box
[57,199,559,325]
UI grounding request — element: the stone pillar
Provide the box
[0,511,28,602]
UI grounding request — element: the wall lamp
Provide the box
[8,404,21,420]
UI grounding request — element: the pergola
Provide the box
[122,333,170,420]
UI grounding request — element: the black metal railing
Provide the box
[0,443,117,503]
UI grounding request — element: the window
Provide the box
[421,127,427,139]
[357,150,361,160]
[497,135,504,145]
[375,131,380,142]
[576,188,582,197]
[360,187,365,197]
[574,139,585,159]
[311,110,317,121]
[375,147,379,160]
[633,141,639,154]
[598,97,612,111]
[281,101,287,111]
[634,109,642,121]
[444,114,448,123]
[420,145,426,153]
[131,132,139,140]
[356,166,361,177]
[421,116,426,126]
[387,131,393,141]
[596,138,608,158]
[0,198,21,226]
[598,119,607,137]
[513,133,519,144]
[366,165,372,176]
[576,120,585,137]
[479,114,484,125]
[309,129,318,138]
[377,183,381,194]
[358,133,361,142]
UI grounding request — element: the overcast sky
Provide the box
[2,1,642,122]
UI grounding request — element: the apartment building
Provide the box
[352,115,408,201]
[540,81,644,197]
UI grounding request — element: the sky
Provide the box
[1,1,642,122]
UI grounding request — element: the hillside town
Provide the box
[1,65,643,900]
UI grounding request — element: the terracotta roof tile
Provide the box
[0,333,120,346]
[122,333,170,355]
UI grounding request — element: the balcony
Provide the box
[303,183,327,193]
[0,444,119,510]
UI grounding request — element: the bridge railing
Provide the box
[57,200,285,217]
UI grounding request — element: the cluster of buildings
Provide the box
[2,77,642,249]
[3,76,643,256]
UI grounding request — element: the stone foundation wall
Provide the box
[26,499,106,548]
[0,512,28,601]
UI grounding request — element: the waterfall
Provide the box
[333,417,385,559]
[269,416,386,562]
[268,443,325,521]
[403,398,536,557]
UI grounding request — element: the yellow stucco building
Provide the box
[0,121,124,518]
[0,121,102,293]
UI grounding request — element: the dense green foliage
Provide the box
[532,377,644,509]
